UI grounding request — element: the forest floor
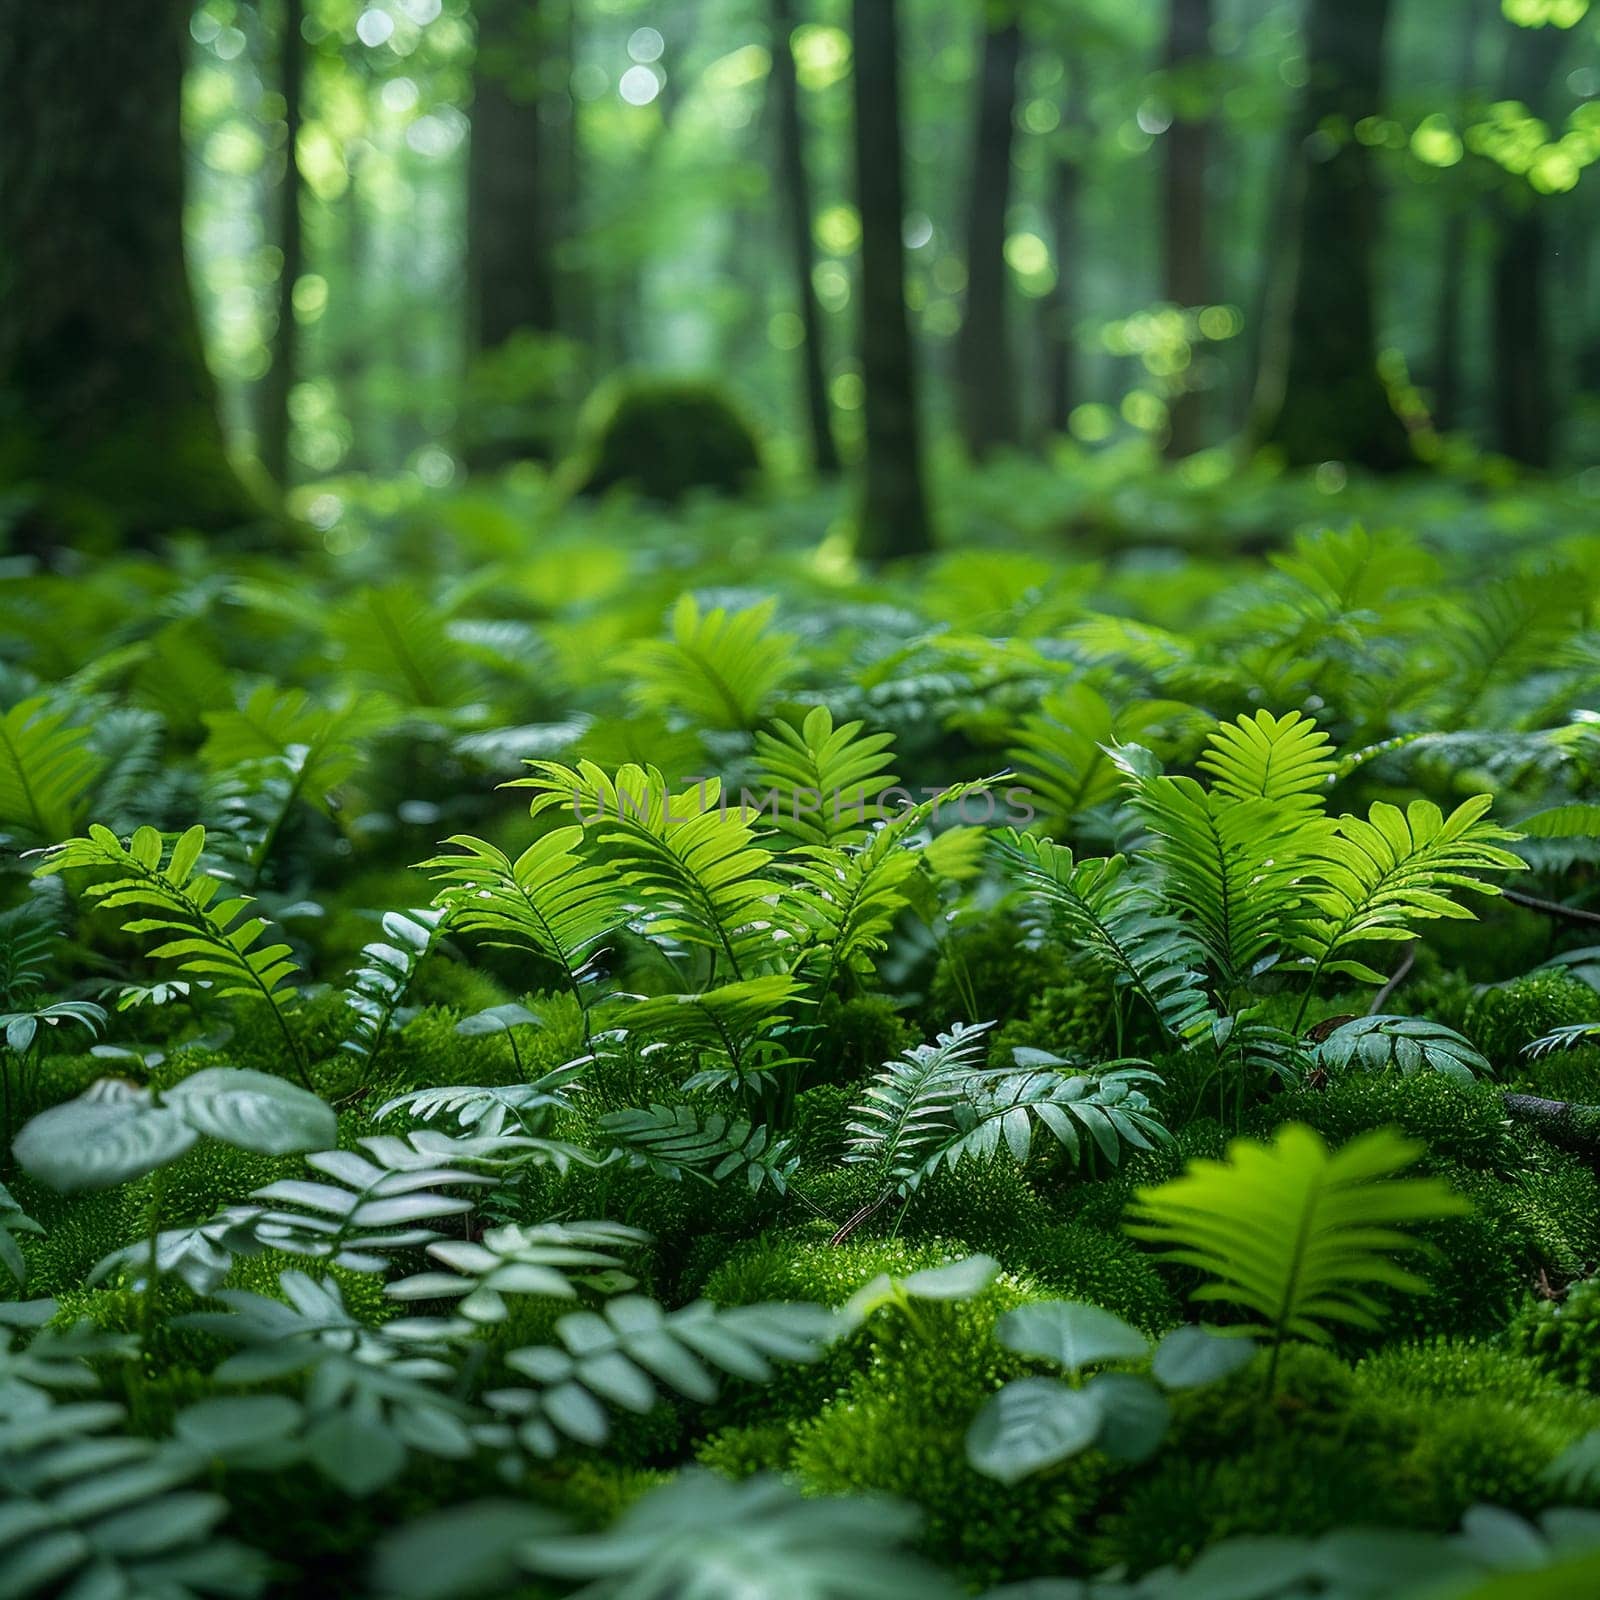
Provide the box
[6,452,1600,1599]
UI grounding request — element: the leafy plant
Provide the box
[1312,1015,1492,1084]
[1125,1124,1469,1391]
[36,823,311,1083]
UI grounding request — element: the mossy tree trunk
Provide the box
[955,10,1023,460]
[1162,0,1213,459]
[851,0,933,560]
[770,0,840,478]
[260,0,305,489]
[1492,17,1570,469]
[1253,0,1413,471]
[0,0,258,549]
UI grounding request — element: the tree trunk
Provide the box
[261,0,305,488]
[0,0,258,549]
[1254,0,1412,471]
[1430,0,1488,433]
[851,0,933,559]
[468,0,558,357]
[1041,152,1083,438]
[1162,0,1213,459]
[955,15,1023,459]
[770,0,840,476]
[1492,19,1570,468]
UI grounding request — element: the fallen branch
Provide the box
[1503,889,1600,928]
[1503,1092,1600,1157]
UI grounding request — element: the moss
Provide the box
[1515,1041,1600,1103]
[568,377,763,505]
[696,1420,797,1479]
[787,1083,857,1166]
[1355,1337,1585,1409]
[1248,1075,1520,1173]
[1509,1274,1600,1390]
[990,976,1116,1063]
[1464,971,1598,1069]
[1022,1223,1179,1332]
[788,1284,1094,1585]
[809,994,917,1087]
[1404,1397,1588,1517]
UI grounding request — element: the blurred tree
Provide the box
[1040,133,1084,438]
[769,0,840,476]
[0,0,259,547]
[1492,11,1571,467]
[467,0,560,461]
[956,5,1024,458]
[851,0,933,557]
[1431,0,1490,434]
[260,0,306,488]
[1254,0,1413,470]
[1161,0,1212,458]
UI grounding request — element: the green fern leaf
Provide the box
[1126,1124,1467,1386]
[752,705,898,844]
[0,696,103,842]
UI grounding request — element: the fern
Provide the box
[0,1383,269,1598]
[0,1181,42,1288]
[621,976,805,1089]
[518,762,792,981]
[1524,1022,1600,1060]
[329,584,475,708]
[1126,1124,1468,1391]
[1290,795,1525,1001]
[340,907,449,1067]
[243,1133,501,1272]
[995,831,1213,1042]
[623,593,795,732]
[598,1103,799,1193]
[848,1029,1167,1201]
[751,706,899,845]
[422,827,621,1011]
[0,695,103,842]
[36,823,310,1083]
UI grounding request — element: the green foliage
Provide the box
[571,377,763,505]
[1465,970,1600,1066]
[1510,1275,1600,1391]
[37,823,309,1078]
[0,695,103,842]
[1127,1125,1469,1384]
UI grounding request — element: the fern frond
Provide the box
[0,1383,269,1599]
[752,706,898,845]
[1196,709,1337,813]
[36,823,308,1080]
[1126,1124,1468,1382]
[330,584,475,708]
[995,831,1213,1040]
[340,907,450,1066]
[243,1133,502,1272]
[1524,1022,1600,1060]
[623,593,795,732]
[1292,795,1525,988]
[516,762,793,980]
[598,1104,798,1193]
[0,898,58,1006]
[844,1021,993,1195]
[621,976,804,1086]
[0,695,103,842]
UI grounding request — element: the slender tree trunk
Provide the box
[956,14,1023,459]
[1162,0,1213,458]
[261,0,305,487]
[1492,19,1569,467]
[0,0,258,549]
[1431,0,1488,432]
[770,0,840,476]
[1254,0,1412,470]
[1041,151,1083,437]
[851,0,932,559]
[468,0,558,357]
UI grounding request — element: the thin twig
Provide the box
[1504,888,1600,928]
[1369,946,1417,1014]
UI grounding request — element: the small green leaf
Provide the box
[995,1301,1149,1373]
[965,1379,1103,1484]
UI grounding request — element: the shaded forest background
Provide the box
[3,0,1600,559]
